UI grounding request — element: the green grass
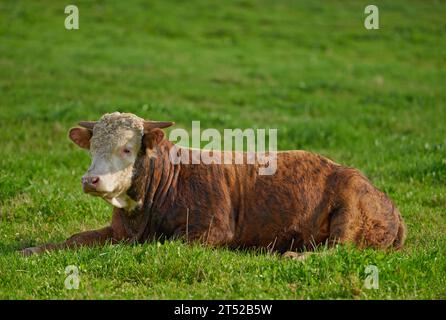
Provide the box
[0,0,445,299]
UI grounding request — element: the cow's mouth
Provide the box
[86,190,104,196]
[83,183,131,209]
[82,185,109,197]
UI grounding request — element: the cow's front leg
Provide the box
[20,226,115,256]
[20,209,129,256]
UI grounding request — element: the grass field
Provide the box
[0,0,445,299]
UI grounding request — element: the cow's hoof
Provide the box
[282,251,311,261]
[20,247,42,257]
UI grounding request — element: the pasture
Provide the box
[0,0,445,299]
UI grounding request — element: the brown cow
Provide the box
[20,112,406,257]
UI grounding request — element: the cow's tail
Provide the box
[392,209,407,250]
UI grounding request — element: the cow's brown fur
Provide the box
[20,121,406,256]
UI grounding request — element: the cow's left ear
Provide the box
[143,128,165,150]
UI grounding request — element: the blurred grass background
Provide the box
[0,0,445,299]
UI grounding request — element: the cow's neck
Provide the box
[124,140,180,239]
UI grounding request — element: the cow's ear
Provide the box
[143,128,165,150]
[68,127,92,149]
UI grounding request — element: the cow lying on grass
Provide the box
[21,112,406,257]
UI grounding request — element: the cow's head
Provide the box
[68,112,174,209]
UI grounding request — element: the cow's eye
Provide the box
[123,148,131,155]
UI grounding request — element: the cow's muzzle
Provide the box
[82,175,100,194]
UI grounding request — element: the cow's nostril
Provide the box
[91,177,100,185]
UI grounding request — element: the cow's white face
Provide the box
[69,112,174,210]
[85,127,142,208]
[69,113,145,209]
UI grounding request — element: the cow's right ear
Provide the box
[142,128,165,150]
[68,127,92,149]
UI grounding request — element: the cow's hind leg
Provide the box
[328,174,402,250]
[283,172,404,260]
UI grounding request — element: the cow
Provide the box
[20,112,406,258]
